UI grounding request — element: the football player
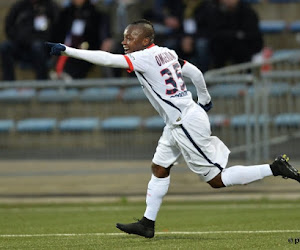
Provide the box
[46,19,300,238]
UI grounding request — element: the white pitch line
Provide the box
[1,230,300,238]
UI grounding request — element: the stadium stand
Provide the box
[37,88,79,103]
[290,20,300,32]
[16,118,57,133]
[144,116,165,131]
[0,119,14,133]
[59,118,101,132]
[0,88,36,102]
[79,87,120,102]
[259,20,287,33]
[101,116,142,131]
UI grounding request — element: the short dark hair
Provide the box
[130,19,155,44]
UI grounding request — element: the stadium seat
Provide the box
[209,84,246,98]
[101,116,142,131]
[272,49,300,59]
[208,115,229,128]
[37,88,79,102]
[270,82,290,96]
[290,21,300,32]
[259,21,286,33]
[59,118,100,132]
[122,86,147,101]
[17,118,57,132]
[231,114,270,128]
[144,116,165,130]
[79,87,120,102]
[291,83,300,96]
[0,88,36,102]
[0,120,14,133]
[274,113,300,127]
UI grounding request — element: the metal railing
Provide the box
[205,52,300,163]
[0,52,299,161]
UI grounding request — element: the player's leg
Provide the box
[116,163,172,238]
[0,40,17,80]
[30,40,48,80]
[208,163,272,188]
[208,154,300,188]
[116,126,181,238]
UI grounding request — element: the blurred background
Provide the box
[0,0,300,203]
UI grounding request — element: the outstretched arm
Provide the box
[180,60,211,109]
[45,42,130,69]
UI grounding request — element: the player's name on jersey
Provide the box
[171,90,188,98]
[155,52,176,66]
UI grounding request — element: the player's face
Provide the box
[122,25,148,54]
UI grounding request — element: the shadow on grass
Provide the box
[111,235,225,241]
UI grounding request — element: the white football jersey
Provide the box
[124,44,194,125]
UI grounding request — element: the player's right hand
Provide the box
[45,42,66,56]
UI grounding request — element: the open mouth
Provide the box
[123,47,129,54]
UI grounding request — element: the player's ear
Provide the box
[142,37,151,47]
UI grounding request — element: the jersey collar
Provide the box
[147,44,155,49]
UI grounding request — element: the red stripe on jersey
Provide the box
[123,55,134,73]
[184,60,187,65]
[147,44,155,49]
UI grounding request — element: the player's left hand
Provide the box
[45,42,66,56]
[199,101,213,112]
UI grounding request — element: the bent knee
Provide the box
[207,173,225,189]
[151,162,171,178]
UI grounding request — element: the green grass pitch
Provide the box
[1,200,300,249]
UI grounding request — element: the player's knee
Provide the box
[208,182,223,189]
[151,162,171,178]
[207,173,225,189]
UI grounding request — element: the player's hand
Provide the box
[199,101,213,112]
[45,42,66,56]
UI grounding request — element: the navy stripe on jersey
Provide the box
[180,124,223,171]
[139,72,182,113]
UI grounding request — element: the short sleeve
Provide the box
[123,50,149,73]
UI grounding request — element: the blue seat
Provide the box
[270,82,290,96]
[209,84,246,98]
[38,88,79,102]
[17,118,56,132]
[101,116,142,131]
[274,113,300,127]
[80,87,120,102]
[122,86,147,101]
[59,118,100,132]
[290,21,300,32]
[0,88,36,102]
[208,115,229,128]
[272,49,300,59]
[0,120,14,133]
[291,83,300,96]
[259,21,286,33]
[144,116,165,130]
[231,114,269,128]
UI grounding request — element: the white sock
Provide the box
[144,174,170,221]
[221,164,273,187]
